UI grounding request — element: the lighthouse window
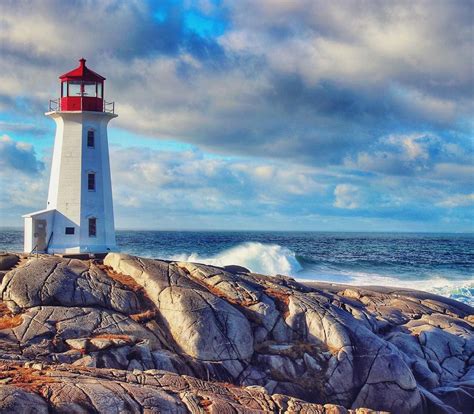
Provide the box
[87,130,95,147]
[83,83,95,96]
[88,218,97,237]
[65,227,75,235]
[88,173,96,191]
[69,82,81,96]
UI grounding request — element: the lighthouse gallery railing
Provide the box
[48,98,115,114]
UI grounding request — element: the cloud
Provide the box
[437,194,474,208]
[0,1,472,230]
[333,184,362,209]
[0,135,44,174]
[0,121,48,135]
[0,0,471,168]
[345,133,473,180]
[109,146,324,218]
[0,136,48,215]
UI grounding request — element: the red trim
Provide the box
[59,58,106,82]
[60,96,103,112]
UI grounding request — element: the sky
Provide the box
[0,0,473,231]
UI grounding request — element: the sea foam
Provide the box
[172,241,302,276]
[172,241,473,306]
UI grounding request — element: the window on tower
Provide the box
[88,172,96,191]
[88,218,97,237]
[68,82,81,96]
[65,227,75,235]
[87,130,95,147]
[83,83,95,96]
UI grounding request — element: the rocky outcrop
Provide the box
[0,362,379,414]
[0,253,472,413]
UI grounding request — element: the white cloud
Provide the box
[109,146,324,215]
[333,184,362,209]
[437,193,474,208]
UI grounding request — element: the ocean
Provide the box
[1,230,472,306]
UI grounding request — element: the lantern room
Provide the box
[56,58,111,112]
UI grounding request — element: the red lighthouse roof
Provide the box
[59,58,105,82]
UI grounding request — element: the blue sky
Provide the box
[0,0,473,231]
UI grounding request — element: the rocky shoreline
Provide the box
[0,252,472,413]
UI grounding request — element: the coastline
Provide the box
[0,252,472,413]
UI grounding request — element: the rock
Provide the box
[65,338,88,350]
[0,252,471,414]
[90,336,131,350]
[11,306,160,359]
[0,254,19,270]
[0,385,49,413]
[72,355,96,367]
[303,352,322,371]
[223,264,250,273]
[0,257,143,314]
[432,384,474,414]
[0,361,367,413]
[105,254,254,377]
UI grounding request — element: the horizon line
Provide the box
[0,227,472,235]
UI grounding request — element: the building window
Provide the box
[87,130,95,148]
[88,173,95,191]
[88,218,96,237]
[65,227,75,235]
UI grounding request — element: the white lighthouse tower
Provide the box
[23,59,117,254]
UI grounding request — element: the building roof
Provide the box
[22,208,56,218]
[59,58,106,82]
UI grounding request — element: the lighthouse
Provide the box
[23,59,117,254]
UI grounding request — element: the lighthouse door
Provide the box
[34,219,47,252]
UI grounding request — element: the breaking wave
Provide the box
[172,241,303,276]
[172,241,473,306]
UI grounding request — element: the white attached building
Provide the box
[24,59,117,254]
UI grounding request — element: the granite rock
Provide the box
[0,253,471,413]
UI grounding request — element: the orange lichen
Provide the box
[98,264,158,322]
[130,309,157,323]
[91,333,133,341]
[0,364,57,394]
[0,310,23,330]
[98,265,143,293]
[0,302,11,317]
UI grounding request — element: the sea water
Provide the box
[1,230,472,306]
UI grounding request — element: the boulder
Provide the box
[0,254,19,270]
